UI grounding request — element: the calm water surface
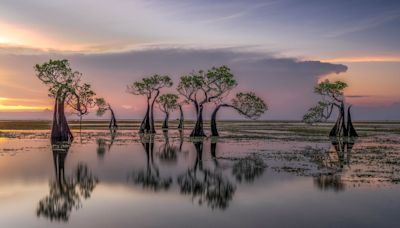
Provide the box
[0,129,400,228]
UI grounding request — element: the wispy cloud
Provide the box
[325,9,400,38]
[199,1,279,24]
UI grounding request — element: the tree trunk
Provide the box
[149,90,160,134]
[341,103,348,137]
[109,107,118,130]
[140,99,151,133]
[210,104,230,137]
[51,97,73,143]
[190,105,206,137]
[162,112,169,129]
[329,102,347,137]
[347,106,358,137]
[177,105,184,129]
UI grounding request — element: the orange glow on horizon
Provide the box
[0,104,50,111]
[323,56,400,63]
[0,97,51,111]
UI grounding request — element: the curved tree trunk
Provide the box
[140,98,151,133]
[329,102,347,137]
[109,107,118,130]
[341,103,348,137]
[211,104,230,137]
[162,112,169,129]
[347,106,358,137]
[190,105,206,137]
[177,105,184,129]
[149,90,160,134]
[51,97,73,143]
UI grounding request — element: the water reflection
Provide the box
[158,131,178,164]
[96,129,117,159]
[127,134,172,191]
[37,142,99,222]
[124,134,266,210]
[177,140,236,210]
[313,137,356,192]
[232,154,266,183]
[38,131,360,222]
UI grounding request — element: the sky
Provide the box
[0,0,399,120]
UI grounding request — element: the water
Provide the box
[1,126,400,228]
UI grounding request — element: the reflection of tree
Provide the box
[329,137,354,170]
[211,139,266,183]
[96,138,107,159]
[314,174,345,192]
[158,131,178,164]
[232,154,266,183]
[312,137,356,192]
[96,129,117,159]
[177,140,236,210]
[37,143,98,222]
[179,130,184,152]
[128,135,172,191]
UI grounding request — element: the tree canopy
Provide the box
[35,59,82,99]
[177,65,237,106]
[231,92,267,120]
[127,74,173,97]
[303,80,348,124]
[157,93,179,114]
[68,83,96,118]
[95,97,109,117]
[210,92,267,136]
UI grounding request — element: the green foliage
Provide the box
[95,98,109,116]
[127,74,173,96]
[206,65,237,101]
[314,79,348,101]
[68,83,96,117]
[231,92,267,119]
[157,93,179,113]
[35,59,97,119]
[177,65,237,104]
[303,79,347,124]
[302,101,330,124]
[34,59,82,99]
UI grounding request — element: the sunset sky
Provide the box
[0,0,399,120]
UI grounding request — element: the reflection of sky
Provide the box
[0,0,399,119]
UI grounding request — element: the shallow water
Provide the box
[1,126,400,228]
